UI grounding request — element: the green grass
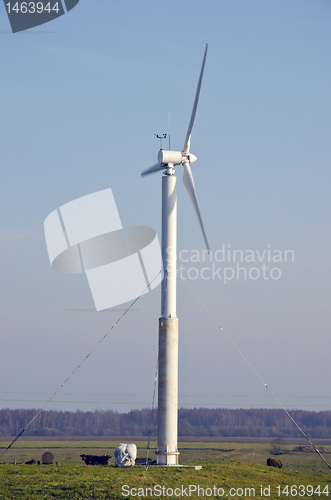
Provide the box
[1,439,329,474]
[0,462,330,499]
[0,440,330,499]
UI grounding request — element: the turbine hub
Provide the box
[183,153,197,164]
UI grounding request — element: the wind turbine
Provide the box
[141,44,209,465]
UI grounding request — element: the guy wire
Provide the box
[0,270,162,460]
[177,270,331,470]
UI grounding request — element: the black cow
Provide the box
[80,454,111,465]
[267,458,282,468]
[25,459,36,465]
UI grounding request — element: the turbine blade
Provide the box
[183,44,208,154]
[141,163,163,177]
[183,162,210,251]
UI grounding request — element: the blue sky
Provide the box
[0,0,330,415]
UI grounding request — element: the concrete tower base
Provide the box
[157,317,179,465]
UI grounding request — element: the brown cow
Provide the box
[80,454,93,464]
[42,452,54,465]
[267,457,282,468]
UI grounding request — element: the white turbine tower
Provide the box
[141,45,209,466]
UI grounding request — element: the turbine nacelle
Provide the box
[157,149,197,166]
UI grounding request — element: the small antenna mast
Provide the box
[168,112,171,150]
[154,133,167,150]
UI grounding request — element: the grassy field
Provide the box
[0,439,330,499]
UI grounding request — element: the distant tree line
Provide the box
[0,408,331,438]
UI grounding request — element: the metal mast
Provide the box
[157,165,179,465]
